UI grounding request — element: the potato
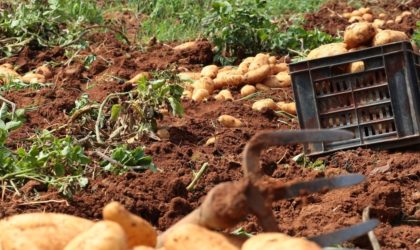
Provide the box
[103,201,157,248]
[201,65,218,79]
[244,64,271,84]
[0,66,20,82]
[192,89,210,102]
[217,115,242,128]
[173,41,197,51]
[362,13,373,22]
[348,45,368,52]
[372,19,385,29]
[64,221,127,250]
[0,213,94,250]
[128,72,151,83]
[178,72,201,81]
[240,85,256,97]
[132,247,157,250]
[401,11,412,18]
[343,12,351,19]
[386,20,395,25]
[205,136,216,146]
[157,128,170,140]
[1,63,13,69]
[249,53,269,71]
[278,102,297,115]
[349,61,365,73]
[359,7,371,15]
[264,72,291,88]
[35,65,52,78]
[238,59,253,74]
[192,77,214,94]
[242,233,320,250]
[268,56,277,64]
[214,89,233,101]
[307,43,348,60]
[372,29,409,46]
[213,74,244,89]
[255,83,271,91]
[270,63,288,75]
[395,15,403,24]
[349,16,363,23]
[378,13,387,19]
[182,90,192,99]
[252,99,280,112]
[351,10,362,17]
[164,224,240,250]
[218,66,234,73]
[344,22,376,48]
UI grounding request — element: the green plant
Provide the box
[0,102,25,132]
[0,78,52,92]
[0,130,90,197]
[96,72,184,142]
[293,153,326,171]
[414,21,420,49]
[0,0,103,56]
[101,145,156,174]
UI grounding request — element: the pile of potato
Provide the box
[0,63,51,84]
[341,7,413,29]
[0,201,320,250]
[179,53,297,124]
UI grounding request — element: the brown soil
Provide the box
[305,0,420,36]
[1,6,420,250]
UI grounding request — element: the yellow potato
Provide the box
[348,45,368,52]
[240,85,256,97]
[242,233,320,250]
[217,115,242,128]
[157,128,170,140]
[213,74,244,89]
[255,83,271,91]
[386,20,395,25]
[1,63,13,69]
[263,72,291,88]
[252,99,280,112]
[249,53,269,71]
[164,224,240,250]
[372,19,385,29]
[178,72,201,81]
[343,12,351,19]
[349,61,365,73]
[244,64,271,84]
[307,43,348,60]
[268,56,277,64]
[214,89,233,101]
[362,13,373,22]
[351,10,362,17]
[201,65,218,79]
[35,65,52,78]
[270,63,288,75]
[0,66,20,82]
[173,41,197,51]
[103,201,157,248]
[359,7,371,15]
[372,29,409,46]
[378,13,387,19]
[205,136,216,146]
[218,66,234,72]
[192,77,214,94]
[0,213,94,250]
[344,22,376,48]
[132,247,157,250]
[128,72,151,83]
[277,102,297,115]
[238,58,253,74]
[349,16,363,23]
[182,90,192,99]
[64,221,127,250]
[401,11,412,18]
[395,15,403,24]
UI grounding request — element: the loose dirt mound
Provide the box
[305,0,420,36]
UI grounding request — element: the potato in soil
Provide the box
[240,85,256,97]
[252,99,280,112]
[214,89,233,101]
[242,233,321,250]
[218,115,242,128]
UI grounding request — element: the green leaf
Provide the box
[110,104,122,122]
[168,97,184,116]
[5,120,22,131]
[54,163,65,177]
[0,103,8,119]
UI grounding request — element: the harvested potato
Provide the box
[372,29,409,46]
[268,56,277,64]
[205,137,216,146]
[1,63,13,69]
[343,12,351,18]
[242,233,320,250]
[103,201,157,248]
[182,90,192,99]
[218,115,242,128]
[349,16,363,23]
[401,11,412,18]
[0,213,94,250]
[307,43,348,60]
[252,99,280,112]
[378,13,387,19]
[35,65,52,78]
[349,61,365,73]
[173,41,197,51]
[157,128,170,140]
[372,19,385,29]
[348,45,368,52]
[270,63,288,75]
[362,13,373,22]
[128,72,151,83]
[351,10,362,17]
[244,64,271,84]
[214,89,233,101]
[178,72,201,81]
[0,66,20,81]
[213,74,244,89]
[359,7,370,15]
[22,72,46,84]
[193,89,210,102]
[218,66,234,72]
[278,102,297,115]
[64,221,127,250]
[192,77,214,94]
[164,224,240,250]
[255,83,270,91]
[395,15,403,24]
[201,65,218,79]
[344,22,376,48]
[240,85,256,97]
[263,73,291,88]
[237,57,254,73]
[132,247,157,250]
[249,53,269,71]
[386,20,395,25]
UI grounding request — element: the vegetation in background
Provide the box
[101,145,156,174]
[0,0,103,56]
[414,22,420,48]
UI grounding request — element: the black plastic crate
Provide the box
[289,41,420,156]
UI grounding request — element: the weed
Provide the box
[0,78,52,92]
[293,153,326,171]
[231,227,253,237]
[0,102,25,132]
[101,145,156,174]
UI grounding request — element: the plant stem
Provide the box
[187,162,209,191]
